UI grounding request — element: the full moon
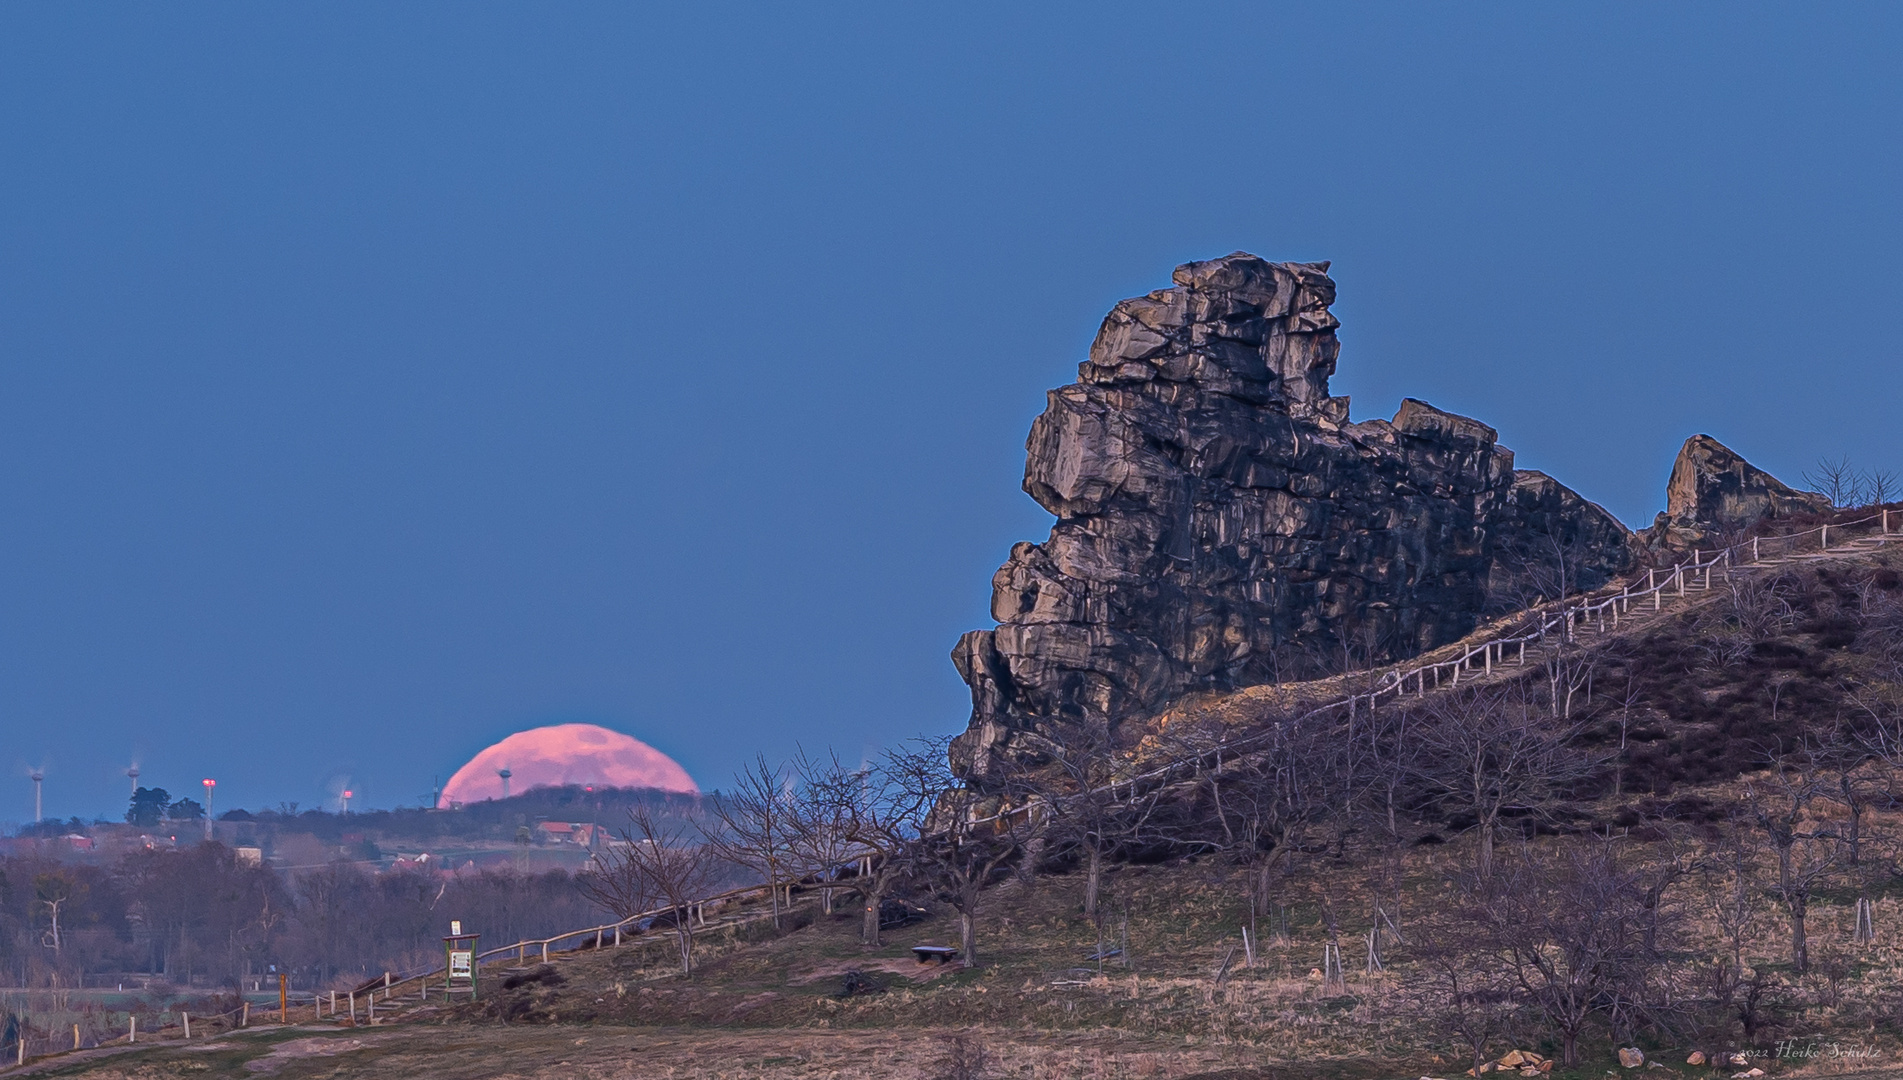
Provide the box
[439,723,698,806]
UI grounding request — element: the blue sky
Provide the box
[3,4,1899,821]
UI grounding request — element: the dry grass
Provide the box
[19,796,1903,1080]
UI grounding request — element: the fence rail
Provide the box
[13,510,1888,1069]
[994,508,1898,813]
[358,508,1900,1000]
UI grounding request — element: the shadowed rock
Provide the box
[950,253,1634,782]
[1640,434,1828,552]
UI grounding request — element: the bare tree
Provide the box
[904,743,1022,967]
[1008,719,1164,925]
[1543,635,1601,720]
[706,754,796,929]
[786,747,865,917]
[1217,714,1331,950]
[1335,701,1426,942]
[579,840,657,925]
[1487,519,1608,617]
[1409,897,1519,1078]
[1706,817,1758,976]
[1866,467,1899,507]
[583,805,717,975]
[1482,839,1679,1067]
[844,742,941,945]
[1611,666,1645,796]
[1812,723,1881,869]
[1743,752,1842,973]
[1805,457,1868,509]
[1411,687,1600,878]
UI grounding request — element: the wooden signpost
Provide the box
[443,920,480,1001]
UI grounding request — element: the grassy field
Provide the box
[16,550,1900,1079]
[18,808,1903,1080]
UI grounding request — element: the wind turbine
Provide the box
[497,767,512,800]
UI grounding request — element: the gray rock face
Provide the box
[1640,435,1829,552]
[1488,470,1641,609]
[950,253,1634,782]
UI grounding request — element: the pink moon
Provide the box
[439,723,698,806]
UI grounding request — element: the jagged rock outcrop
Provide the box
[950,253,1634,782]
[1488,470,1641,607]
[1640,435,1829,552]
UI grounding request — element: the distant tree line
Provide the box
[0,843,606,991]
[0,787,706,990]
[6,531,1897,1069]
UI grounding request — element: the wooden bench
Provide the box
[911,945,959,965]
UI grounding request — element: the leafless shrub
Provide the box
[936,1032,992,1080]
[1806,459,1901,509]
[1476,839,1683,1066]
[1407,899,1520,1077]
[844,742,941,945]
[705,755,797,929]
[581,805,717,975]
[785,747,864,918]
[1851,583,1903,664]
[1409,686,1602,878]
[1868,468,1899,507]
[1006,719,1165,927]
[1806,457,1869,509]
[1742,752,1842,974]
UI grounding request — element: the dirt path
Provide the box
[6,1023,1376,1080]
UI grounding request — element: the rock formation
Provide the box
[1640,434,1829,552]
[950,253,1634,782]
